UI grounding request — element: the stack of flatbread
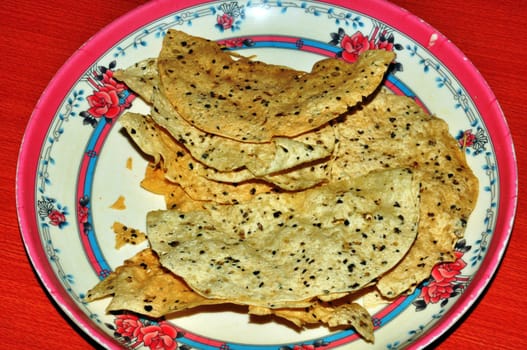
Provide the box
[84,30,478,343]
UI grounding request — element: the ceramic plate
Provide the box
[16,0,517,349]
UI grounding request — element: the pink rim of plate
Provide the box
[16,0,518,348]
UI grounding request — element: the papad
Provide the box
[119,112,276,203]
[249,298,374,342]
[115,62,336,176]
[157,29,395,142]
[149,89,336,177]
[84,248,227,317]
[147,168,420,308]
[330,91,479,297]
[120,109,332,192]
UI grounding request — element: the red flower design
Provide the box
[376,38,394,51]
[293,345,315,350]
[48,209,66,226]
[217,13,234,30]
[85,68,134,120]
[86,85,122,119]
[420,280,454,304]
[136,322,178,350]
[459,129,477,148]
[420,251,466,304]
[115,314,143,339]
[340,31,375,62]
[218,38,245,48]
[101,69,125,91]
[432,251,467,283]
[78,205,89,225]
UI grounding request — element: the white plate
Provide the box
[17,0,517,349]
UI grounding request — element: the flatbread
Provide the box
[115,61,337,176]
[112,221,147,249]
[84,248,227,317]
[150,89,336,176]
[119,112,277,203]
[85,29,480,344]
[249,298,374,342]
[140,162,207,211]
[85,248,373,341]
[120,110,332,192]
[147,168,420,308]
[330,91,479,297]
[157,29,395,142]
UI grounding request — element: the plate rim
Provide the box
[16,0,518,348]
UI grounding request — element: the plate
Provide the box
[16,0,517,349]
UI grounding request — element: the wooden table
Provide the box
[2,0,525,348]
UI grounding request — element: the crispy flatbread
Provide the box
[119,112,277,203]
[249,298,374,342]
[147,168,420,308]
[150,89,336,178]
[115,61,336,176]
[85,248,374,341]
[84,248,227,317]
[120,110,332,192]
[157,29,395,142]
[330,91,478,297]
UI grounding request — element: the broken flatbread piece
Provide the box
[249,298,374,343]
[112,221,147,249]
[109,195,126,210]
[84,248,228,317]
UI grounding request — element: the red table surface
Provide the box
[1,0,525,349]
